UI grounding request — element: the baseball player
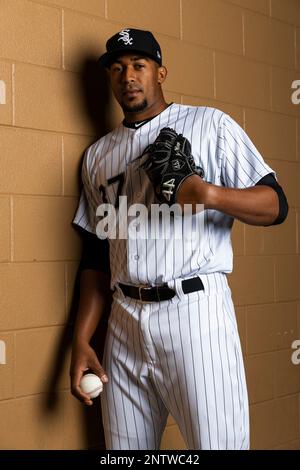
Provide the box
[70,28,288,450]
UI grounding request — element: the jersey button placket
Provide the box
[127,130,141,282]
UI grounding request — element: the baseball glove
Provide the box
[139,127,199,205]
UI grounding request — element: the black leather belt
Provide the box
[119,277,204,302]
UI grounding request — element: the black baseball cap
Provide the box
[98,28,162,68]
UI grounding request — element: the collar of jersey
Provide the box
[123,118,152,129]
[122,102,173,129]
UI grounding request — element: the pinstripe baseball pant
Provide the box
[101,273,249,450]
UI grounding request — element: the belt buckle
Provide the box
[138,286,143,301]
[138,284,150,301]
[138,284,175,302]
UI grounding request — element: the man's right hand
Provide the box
[70,340,108,406]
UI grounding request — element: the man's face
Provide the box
[107,54,165,114]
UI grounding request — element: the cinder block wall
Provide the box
[0,0,299,450]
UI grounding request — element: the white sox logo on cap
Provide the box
[118,29,133,46]
[99,28,162,67]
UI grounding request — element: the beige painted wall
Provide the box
[0,0,300,450]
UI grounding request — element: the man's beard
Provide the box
[121,98,148,113]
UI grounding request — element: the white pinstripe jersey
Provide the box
[73,103,274,288]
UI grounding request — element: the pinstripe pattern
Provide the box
[72,103,273,449]
[73,104,274,290]
[101,273,249,450]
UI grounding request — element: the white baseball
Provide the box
[80,373,103,399]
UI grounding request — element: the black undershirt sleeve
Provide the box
[255,173,289,225]
[78,229,110,274]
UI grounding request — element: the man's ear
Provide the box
[157,65,167,84]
